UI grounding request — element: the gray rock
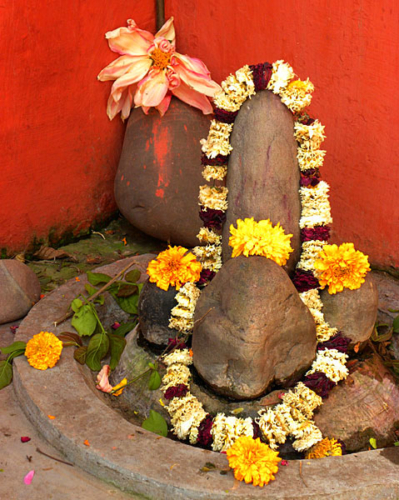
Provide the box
[0,260,41,324]
[320,274,378,346]
[115,97,211,248]
[371,270,399,326]
[315,355,399,451]
[192,256,317,400]
[138,280,178,346]
[222,91,301,273]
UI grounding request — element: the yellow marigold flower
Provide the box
[226,437,281,487]
[229,218,293,266]
[25,331,63,370]
[305,437,343,459]
[314,243,370,294]
[147,246,202,291]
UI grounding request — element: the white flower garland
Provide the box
[163,61,349,453]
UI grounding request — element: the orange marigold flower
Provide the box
[111,378,128,397]
[305,437,343,459]
[228,218,293,266]
[25,331,63,370]
[314,243,370,294]
[226,436,281,487]
[147,246,202,291]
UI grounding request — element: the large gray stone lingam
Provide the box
[320,274,379,346]
[222,91,301,273]
[192,256,317,400]
[0,260,41,324]
[115,97,211,248]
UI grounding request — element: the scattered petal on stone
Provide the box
[48,415,56,420]
[84,440,90,447]
[111,322,121,330]
[40,294,45,299]
[24,470,35,485]
[75,277,80,282]
[10,325,19,334]
[21,437,31,443]
[122,238,127,246]
[281,460,289,466]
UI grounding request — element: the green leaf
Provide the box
[87,271,112,286]
[388,309,399,313]
[116,284,138,298]
[393,316,399,333]
[148,370,161,391]
[57,332,82,346]
[142,410,168,437]
[125,269,141,283]
[394,442,399,447]
[71,304,97,337]
[71,298,83,313]
[369,437,377,449]
[109,334,126,371]
[0,361,13,390]
[7,349,26,363]
[94,295,105,306]
[113,321,137,338]
[148,362,155,370]
[84,283,98,296]
[85,334,110,371]
[0,341,27,355]
[74,346,87,365]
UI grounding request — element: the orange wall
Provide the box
[0,1,155,253]
[166,0,399,270]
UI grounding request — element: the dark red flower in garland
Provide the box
[197,414,214,447]
[167,338,187,350]
[199,208,226,230]
[303,372,336,398]
[301,168,319,177]
[317,333,351,354]
[249,62,273,91]
[300,226,330,242]
[292,269,320,292]
[164,384,189,400]
[214,107,239,124]
[198,269,216,286]
[300,174,320,187]
[337,439,347,455]
[201,153,229,166]
[252,421,261,440]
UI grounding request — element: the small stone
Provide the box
[320,274,378,346]
[138,280,178,346]
[222,91,301,273]
[315,355,399,451]
[0,260,41,324]
[192,256,317,400]
[115,97,211,248]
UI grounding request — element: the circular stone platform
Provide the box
[13,256,399,499]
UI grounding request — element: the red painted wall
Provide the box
[166,0,399,270]
[0,1,155,252]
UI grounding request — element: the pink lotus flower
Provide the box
[98,17,221,120]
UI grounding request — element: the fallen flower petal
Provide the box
[281,460,289,466]
[24,470,35,485]
[96,365,113,393]
[21,436,31,443]
[84,440,90,447]
[111,322,121,330]
[10,325,19,334]
[48,415,56,419]
[111,378,128,396]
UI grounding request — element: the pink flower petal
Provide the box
[134,69,169,108]
[174,53,211,78]
[172,81,213,114]
[105,26,152,56]
[155,93,172,116]
[98,55,145,82]
[155,17,176,46]
[281,460,289,466]
[111,322,121,330]
[21,436,31,443]
[109,57,152,101]
[24,470,35,485]
[120,88,134,122]
[96,365,113,393]
[173,55,221,97]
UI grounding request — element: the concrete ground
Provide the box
[0,322,139,500]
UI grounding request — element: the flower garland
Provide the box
[161,60,369,455]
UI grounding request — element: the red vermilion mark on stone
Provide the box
[143,164,147,170]
[184,125,188,131]
[152,122,170,198]
[121,175,124,181]
[126,181,130,186]
[145,139,151,152]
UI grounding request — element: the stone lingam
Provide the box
[192,256,317,400]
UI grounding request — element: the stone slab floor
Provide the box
[0,322,141,500]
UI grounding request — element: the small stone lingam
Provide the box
[192,256,317,400]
